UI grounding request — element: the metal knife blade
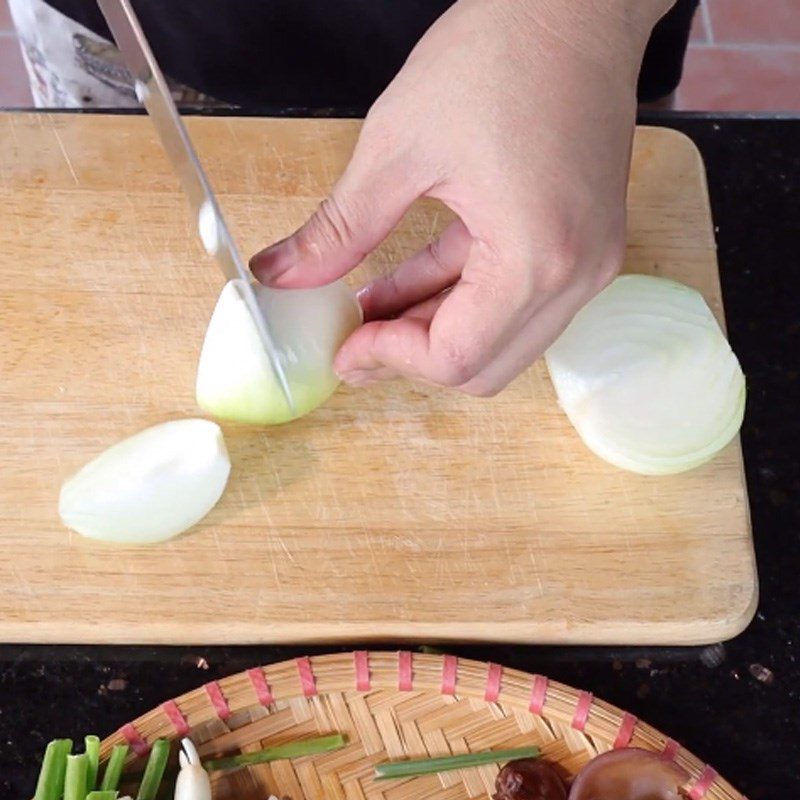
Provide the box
[96,0,295,413]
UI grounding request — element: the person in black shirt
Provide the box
[15,0,699,396]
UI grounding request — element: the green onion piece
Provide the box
[53,740,73,799]
[34,739,73,800]
[375,746,541,780]
[86,792,119,800]
[135,739,170,800]
[100,744,129,792]
[64,753,89,800]
[85,735,101,791]
[204,734,347,772]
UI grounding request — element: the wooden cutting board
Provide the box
[0,113,756,645]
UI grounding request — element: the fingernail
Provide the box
[249,237,290,281]
[354,287,373,322]
[355,284,373,302]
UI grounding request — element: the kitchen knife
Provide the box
[96,0,295,413]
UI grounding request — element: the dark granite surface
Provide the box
[0,113,797,799]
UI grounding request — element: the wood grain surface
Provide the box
[0,114,756,645]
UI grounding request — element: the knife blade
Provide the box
[96,0,295,413]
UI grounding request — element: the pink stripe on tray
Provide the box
[247,668,274,706]
[204,681,231,720]
[688,766,719,800]
[529,675,548,714]
[441,655,458,695]
[484,663,503,702]
[354,651,371,691]
[398,651,413,691]
[161,700,190,737]
[297,657,318,697]
[613,712,638,748]
[662,738,680,761]
[571,691,594,731]
[119,723,150,757]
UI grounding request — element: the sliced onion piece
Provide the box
[545,274,745,475]
[196,278,362,425]
[59,419,230,544]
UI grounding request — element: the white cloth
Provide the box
[8,0,226,108]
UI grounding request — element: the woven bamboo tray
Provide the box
[101,652,745,800]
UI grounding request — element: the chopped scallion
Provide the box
[135,739,170,800]
[85,735,100,791]
[64,753,89,800]
[375,746,540,780]
[34,739,73,800]
[100,744,129,792]
[204,734,347,771]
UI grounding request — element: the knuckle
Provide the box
[532,218,626,297]
[430,339,481,387]
[461,379,502,398]
[358,103,401,164]
[471,239,535,312]
[594,242,625,291]
[539,245,581,294]
[434,360,475,388]
[306,196,357,251]
[362,101,390,137]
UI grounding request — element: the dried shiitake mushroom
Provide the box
[494,758,567,800]
[567,748,689,800]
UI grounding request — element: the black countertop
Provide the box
[1,113,798,799]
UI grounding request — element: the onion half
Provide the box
[545,274,745,475]
[59,419,230,544]
[196,279,362,425]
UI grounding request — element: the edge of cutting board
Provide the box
[0,597,759,646]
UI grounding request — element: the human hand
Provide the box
[251,0,671,395]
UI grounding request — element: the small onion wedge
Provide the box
[545,274,746,475]
[196,279,362,425]
[59,419,230,544]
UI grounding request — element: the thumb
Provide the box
[250,145,421,289]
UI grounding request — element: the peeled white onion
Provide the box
[196,278,362,425]
[59,419,231,544]
[545,274,746,475]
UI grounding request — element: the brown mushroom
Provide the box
[568,748,689,800]
[494,758,567,800]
